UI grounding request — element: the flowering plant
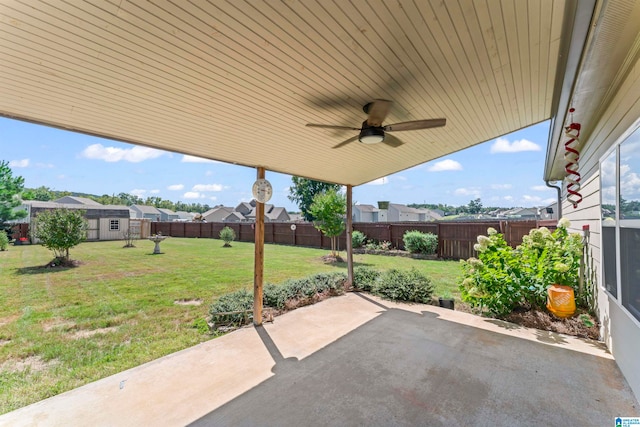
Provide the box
[459,220,582,316]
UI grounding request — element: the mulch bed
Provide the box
[454,301,600,340]
[503,307,600,340]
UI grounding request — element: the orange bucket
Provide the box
[547,284,576,318]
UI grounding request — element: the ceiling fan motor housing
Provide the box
[359,120,385,144]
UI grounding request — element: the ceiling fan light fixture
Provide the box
[359,126,385,144]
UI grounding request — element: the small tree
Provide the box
[309,189,346,257]
[31,209,88,263]
[122,225,137,248]
[219,226,236,247]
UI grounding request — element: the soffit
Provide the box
[1,0,572,186]
[545,0,640,180]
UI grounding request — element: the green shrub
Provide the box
[209,289,253,327]
[0,230,8,251]
[219,226,236,247]
[352,230,367,248]
[210,272,348,328]
[403,230,438,254]
[353,266,380,291]
[372,268,434,303]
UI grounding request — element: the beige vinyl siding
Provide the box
[561,53,640,398]
[98,218,129,241]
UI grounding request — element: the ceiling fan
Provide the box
[306,99,446,149]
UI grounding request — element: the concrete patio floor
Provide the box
[1,292,638,426]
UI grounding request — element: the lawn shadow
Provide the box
[14,264,77,275]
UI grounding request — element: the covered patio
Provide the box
[3,0,640,421]
[0,293,637,426]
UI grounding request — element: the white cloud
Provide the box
[491,184,512,190]
[192,183,226,192]
[181,155,219,163]
[149,189,160,194]
[503,195,514,201]
[81,144,164,162]
[130,189,146,197]
[205,170,214,176]
[365,177,388,185]
[9,159,29,168]
[522,195,543,203]
[490,137,541,153]
[209,196,218,201]
[167,184,185,191]
[183,191,203,199]
[531,185,551,191]
[428,159,462,172]
[454,187,481,197]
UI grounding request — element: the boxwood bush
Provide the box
[403,230,438,254]
[352,230,367,248]
[353,266,380,292]
[372,268,434,303]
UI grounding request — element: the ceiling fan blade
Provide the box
[366,99,392,127]
[306,123,361,131]
[383,134,404,148]
[384,118,446,132]
[332,135,359,149]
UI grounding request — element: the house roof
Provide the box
[54,196,101,205]
[131,204,162,214]
[354,204,379,213]
[157,208,177,215]
[202,206,233,217]
[0,2,596,187]
[223,212,246,221]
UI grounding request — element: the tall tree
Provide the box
[0,160,27,226]
[288,177,341,221]
[467,198,483,214]
[309,189,346,257]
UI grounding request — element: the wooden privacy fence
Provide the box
[150,219,556,260]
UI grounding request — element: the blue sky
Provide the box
[1,116,556,212]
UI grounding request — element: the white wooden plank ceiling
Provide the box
[0,0,576,186]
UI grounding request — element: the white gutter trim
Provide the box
[544,0,599,181]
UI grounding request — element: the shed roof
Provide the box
[0,1,596,186]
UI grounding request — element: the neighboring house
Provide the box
[157,208,179,222]
[235,202,254,216]
[387,203,440,222]
[222,212,246,223]
[175,211,194,221]
[130,204,162,221]
[542,1,640,399]
[352,204,379,222]
[202,206,234,222]
[502,207,539,219]
[18,200,135,242]
[245,204,274,221]
[539,203,558,220]
[265,207,290,222]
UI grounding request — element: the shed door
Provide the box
[87,219,99,240]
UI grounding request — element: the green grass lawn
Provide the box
[0,238,461,414]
